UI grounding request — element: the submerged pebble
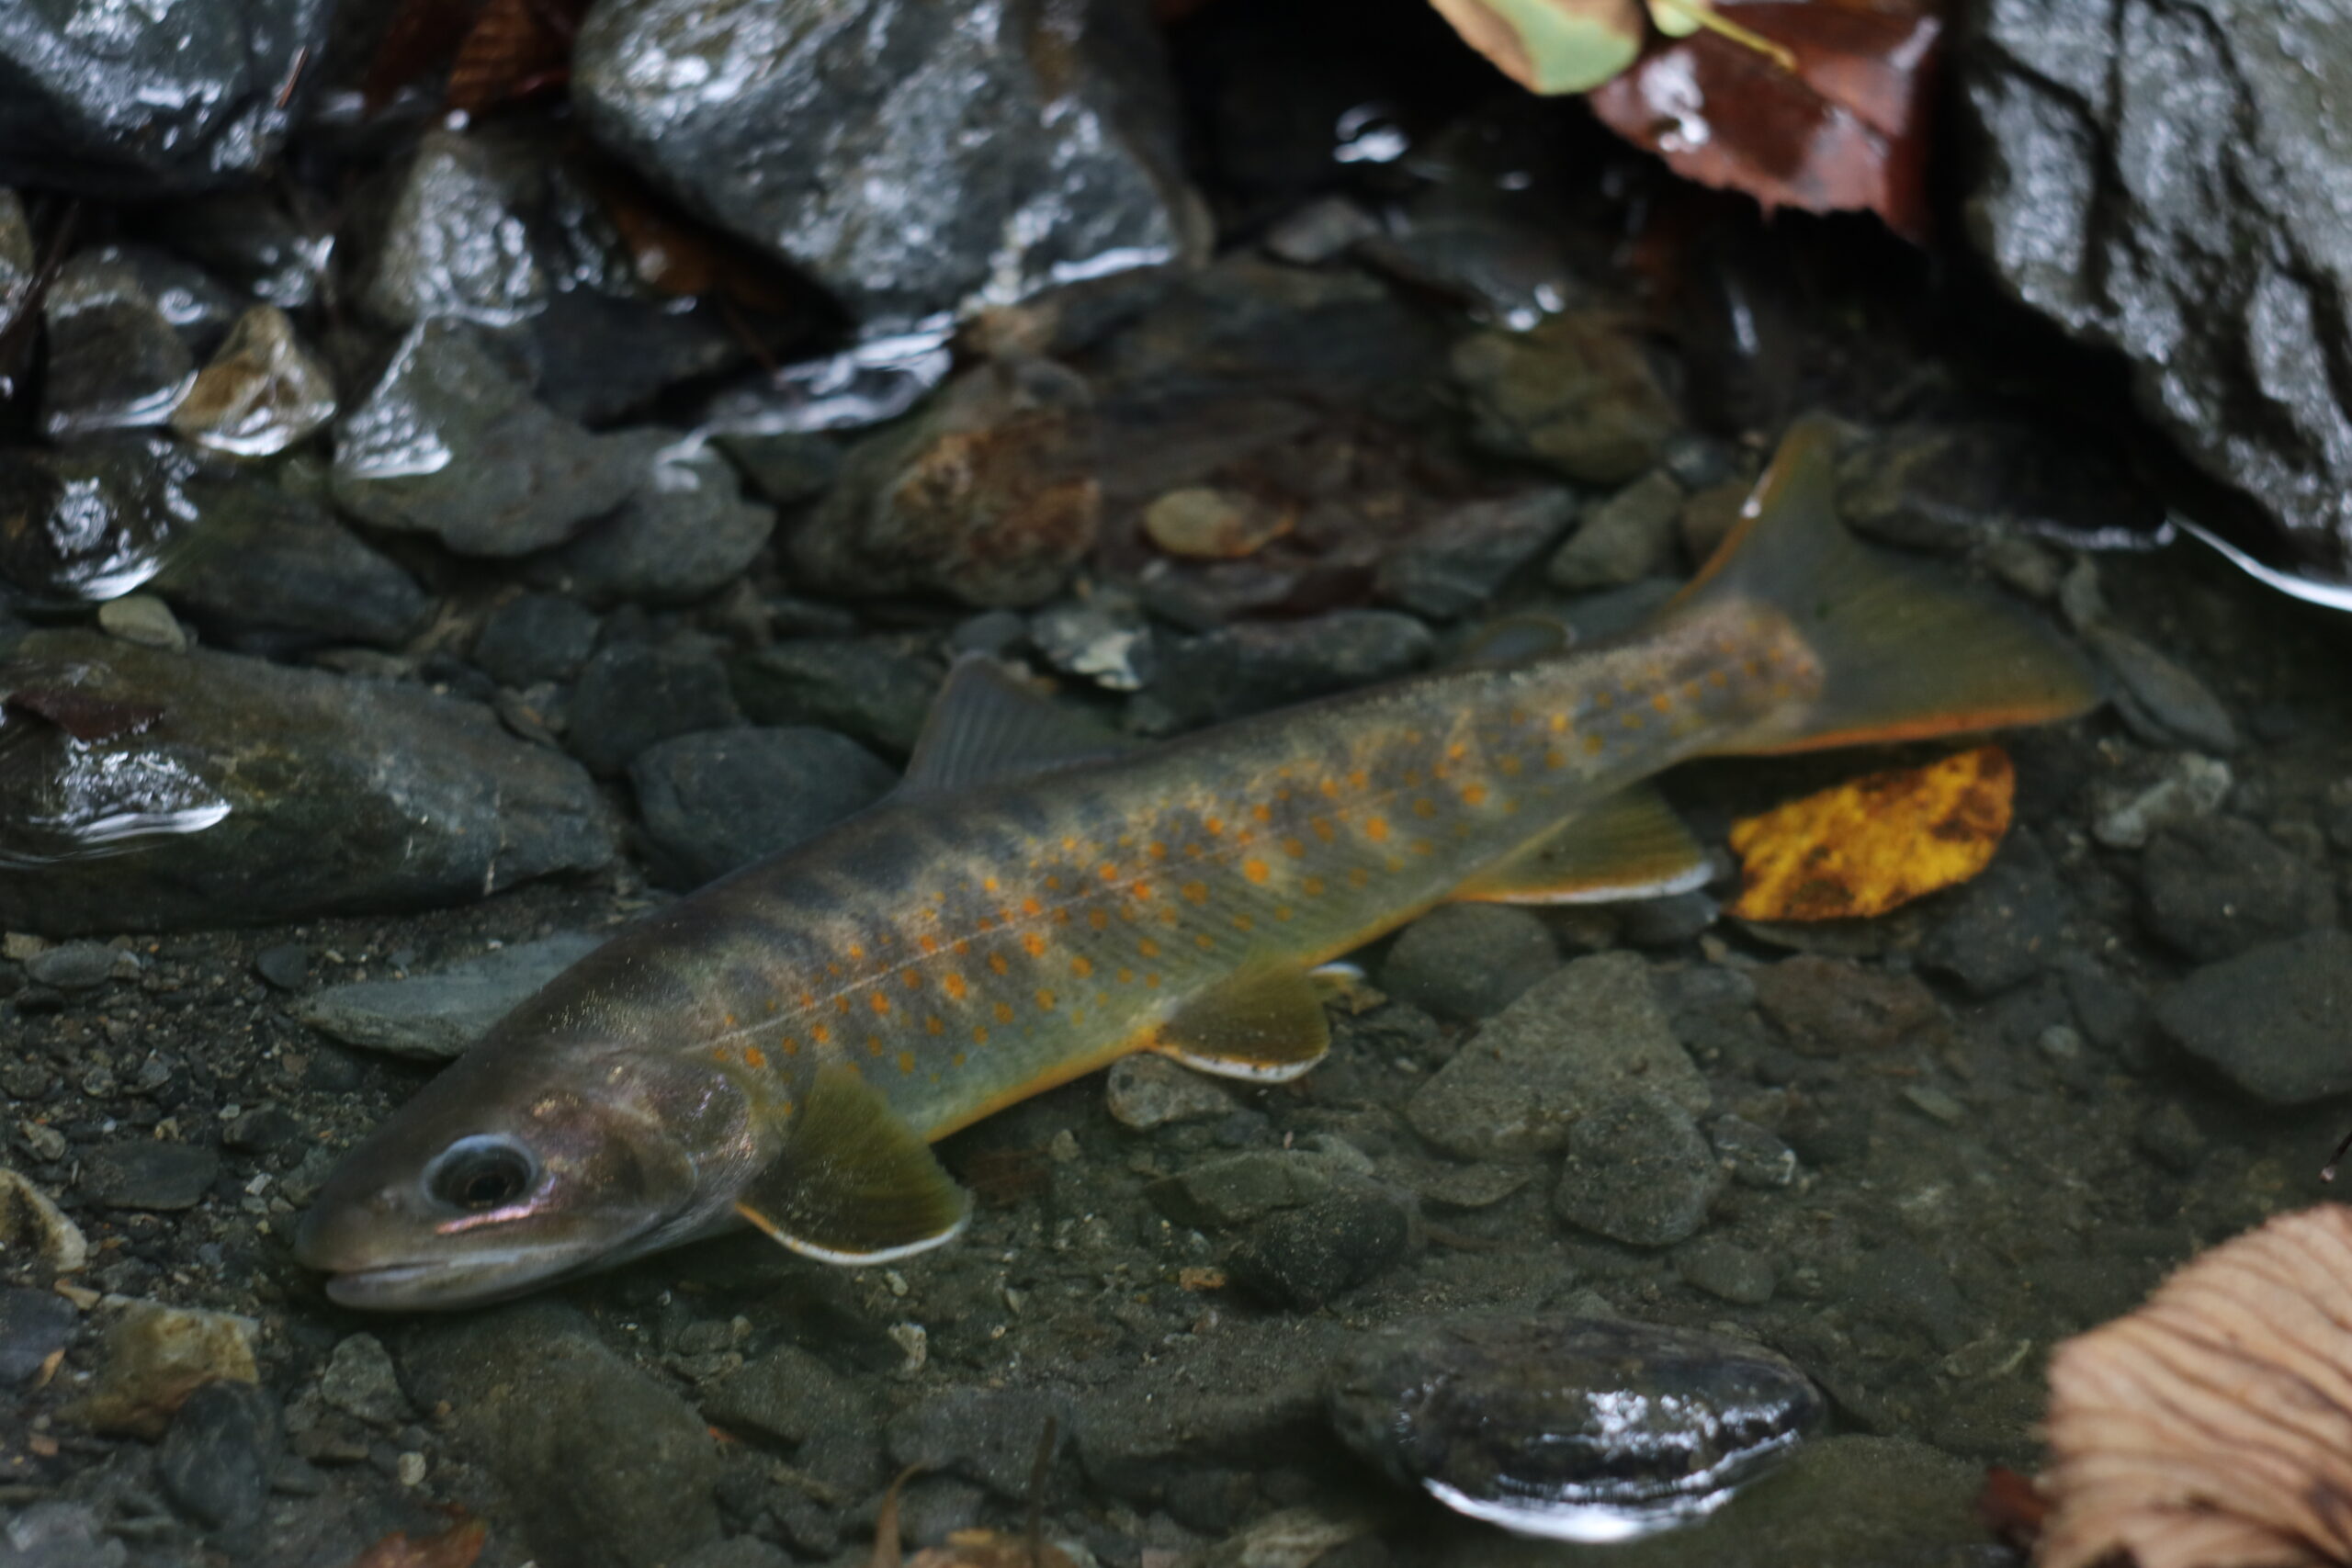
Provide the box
[1329,1315,1822,1542]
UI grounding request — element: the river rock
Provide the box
[571,0,1200,327]
[1751,955,1940,1055]
[727,640,934,756]
[1554,1090,1723,1247]
[296,932,609,1061]
[142,188,331,312]
[629,726,897,886]
[888,1388,1077,1501]
[532,443,775,606]
[1379,904,1558,1023]
[331,321,654,557]
[472,593,601,687]
[353,129,550,331]
[2154,929,2352,1105]
[566,638,742,775]
[1549,470,1684,591]
[40,250,196,438]
[1917,830,2069,996]
[1962,0,2352,589]
[154,476,433,652]
[1453,310,1682,486]
[2086,625,2240,754]
[1227,1189,1411,1309]
[1153,610,1434,727]
[0,434,201,605]
[1408,952,1708,1159]
[1103,1054,1236,1131]
[169,305,336,458]
[62,1301,259,1439]
[80,1139,220,1211]
[1374,489,1578,619]
[2138,817,2336,962]
[157,1380,278,1532]
[0,1286,76,1383]
[0,0,330,196]
[0,630,612,933]
[789,358,1101,608]
[2088,752,2231,849]
[0,1168,86,1271]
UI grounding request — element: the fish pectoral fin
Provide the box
[735,1063,971,1265]
[1453,784,1713,905]
[894,654,1138,801]
[1148,967,1331,1083]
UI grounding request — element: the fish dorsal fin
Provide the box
[1148,967,1331,1083]
[1454,784,1713,905]
[1452,614,1573,670]
[734,1063,971,1264]
[895,654,1136,800]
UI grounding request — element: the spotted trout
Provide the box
[295,418,2098,1308]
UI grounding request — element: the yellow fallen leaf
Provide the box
[1726,744,2013,921]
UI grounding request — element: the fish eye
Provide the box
[424,1135,537,1213]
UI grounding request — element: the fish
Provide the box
[293,417,2100,1309]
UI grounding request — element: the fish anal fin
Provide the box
[1454,784,1712,905]
[895,655,1136,800]
[736,1063,970,1264]
[1148,967,1330,1083]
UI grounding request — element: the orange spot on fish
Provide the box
[1232,913,1254,931]
[781,1037,799,1056]
[1462,784,1488,807]
[898,1051,915,1075]
[870,994,891,1016]
[812,1024,831,1043]
[954,1050,970,1064]
[989,953,1010,976]
[1138,938,1160,958]
[723,1013,737,1028]
[1146,974,1162,988]
[920,933,938,954]
[1045,875,1061,891]
[1283,836,1306,857]
[1071,955,1093,978]
[1054,908,1070,925]
[1023,931,1047,958]
[1584,733,1607,755]
[902,969,922,990]
[1243,858,1270,884]
[1035,988,1056,1010]
[867,1035,883,1056]
[970,1027,987,1046]
[1594,691,1613,709]
[1366,818,1390,843]
[1349,770,1369,791]
[1117,966,1134,983]
[1621,712,1643,730]
[1252,803,1272,823]
[1312,818,1336,842]
[1195,933,1216,950]
[1275,906,1294,921]
[1089,908,1110,931]
[926,1016,944,1035]
[1148,841,1169,861]
[1653,692,1673,713]
[953,939,971,956]
[1349,867,1370,887]
[744,1046,766,1069]
[1320,778,1341,797]
[1709,669,1730,688]
[1099,862,1119,882]
[1413,798,1435,818]
[995,1002,1014,1023]
[834,996,851,1014]
[1550,714,1568,733]
[944,973,967,1000]
[984,876,1001,893]
[1022,897,1043,917]
[1402,770,1421,788]
[1545,748,1566,770]
[1182,880,1209,904]
[1304,876,1326,897]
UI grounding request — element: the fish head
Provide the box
[294,1038,757,1310]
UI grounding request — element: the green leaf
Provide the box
[1426,0,1646,96]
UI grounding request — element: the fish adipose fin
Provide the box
[1148,967,1331,1083]
[895,655,1138,800]
[734,1063,971,1264]
[1453,784,1711,904]
[1676,414,2103,755]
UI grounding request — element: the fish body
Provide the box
[296,419,2099,1308]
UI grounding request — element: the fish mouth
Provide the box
[315,1243,613,1311]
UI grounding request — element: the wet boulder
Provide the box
[571,0,1202,327]
[40,249,196,438]
[153,476,433,652]
[529,442,775,606]
[0,630,612,934]
[0,0,332,196]
[0,434,202,607]
[630,725,897,887]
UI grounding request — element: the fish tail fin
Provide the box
[1673,415,2101,756]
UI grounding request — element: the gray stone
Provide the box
[887,1388,1075,1500]
[1103,1055,1235,1131]
[2154,929,2352,1105]
[1709,1115,1797,1189]
[0,1503,128,1568]
[2089,753,2232,849]
[1408,952,1707,1159]
[0,0,330,196]
[320,1333,412,1426]
[1554,1090,1723,1247]
[1677,1237,1777,1304]
[715,432,842,508]
[354,130,550,331]
[1227,1190,1411,1309]
[157,1381,277,1532]
[168,304,337,458]
[157,476,432,653]
[0,631,612,933]
[788,358,1102,608]
[1453,310,1682,486]
[1031,592,1156,692]
[80,1140,220,1211]
[1153,611,1434,728]
[0,434,201,605]
[472,593,601,688]
[568,639,742,775]
[1378,904,1558,1023]
[1917,831,2069,996]
[24,941,116,991]
[331,321,653,558]
[678,1541,796,1568]
[1962,0,2352,589]
[1548,470,1684,591]
[534,443,775,606]
[59,1300,257,1439]
[40,251,195,438]
[95,593,187,652]
[728,640,935,756]
[572,0,1200,327]
[630,726,897,887]
[1752,955,1940,1055]
[297,932,608,1061]
[0,1284,76,1382]
[1148,1150,1343,1229]
[2086,626,2239,754]
[700,1341,870,1448]
[401,1302,723,1568]
[1375,490,1578,619]
[2140,817,2336,961]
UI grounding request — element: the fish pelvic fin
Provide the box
[735,1063,970,1265]
[1147,966,1331,1083]
[1672,414,2102,756]
[1453,784,1712,904]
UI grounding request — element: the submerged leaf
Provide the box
[1425,0,1647,96]
[907,1530,1080,1568]
[1725,743,2011,921]
[341,1518,488,1568]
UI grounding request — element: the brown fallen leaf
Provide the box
[1725,743,2011,921]
[1588,0,1942,242]
[4,686,166,743]
[909,1530,1082,1568]
[445,0,587,114]
[341,1518,488,1568]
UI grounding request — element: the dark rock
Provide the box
[297,932,608,1061]
[1549,470,1684,591]
[352,129,550,331]
[401,1303,723,1568]
[1148,1150,1349,1230]
[1378,904,1557,1023]
[24,941,117,990]
[0,434,201,606]
[80,1139,220,1211]
[1677,1237,1777,1304]
[330,321,654,558]
[1408,953,1708,1159]
[715,432,842,508]
[1153,611,1433,728]
[678,1541,797,1568]
[1962,0,2352,589]
[1452,310,1682,486]
[40,250,195,438]
[887,1387,1076,1500]
[320,1333,411,1427]
[1616,891,1719,947]
[2139,817,2336,961]
[1031,592,1156,692]
[0,1285,76,1382]
[2085,626,2239,754]
[1752,955,1940,1055]
[1329,1315,1821,1539]
[141,189,330,312]
[533,443,775,606]
[572,0,1200,326]
[567,639,741,776]
[2135,1101,2207,1174]
[168,305,336,458]
[157,1380,277,1532]
[2154,929,2352,1105]
[789,359,1101,608]
[1836,421,2157,555]
[631,726,897,886]
[1840,1240,1972,1354]
[472,593,601,688]
[0,1502,128,1568]
[156,476,432,652]
[1708,1114,1797,1189]
[0,630,612,933]
[222,1105,300,1152]
[1374,490,1577,619]
[2063,963,2148,1054]
[1227,1189,1410,1309]
[1917,831,2069,996]
[1102,1055,1235,1131]
[699,1341,871,1448]
[0,0,329,196]
[1554,1090,1723,1248]
[727,641,934,757]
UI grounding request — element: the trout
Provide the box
[295,419,2098,1308]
